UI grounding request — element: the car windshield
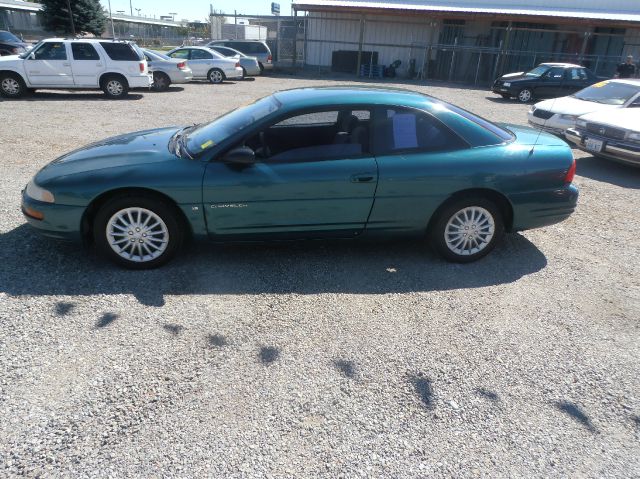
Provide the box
[185,95,282,156]
[19,40,42,58]
[525,66,550,77]
[0,31,20,42]
[571,81,640,105]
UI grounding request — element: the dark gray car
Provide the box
[207,40,273,72]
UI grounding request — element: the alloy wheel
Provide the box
[1,77,20,96]
[444,206,495,256]
[106,80,124,96]
[106,207,169,263]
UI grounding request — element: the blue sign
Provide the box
[271,2,280,15]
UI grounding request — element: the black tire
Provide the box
[152,71,171,91]
[93,194,183,269]
[207,68,225,84]
[517,88,533,103]
[258,62,265,74]
[101,74,129,99]
[0,72,26,98]
[430,197,504,263]
[241,67,247,79]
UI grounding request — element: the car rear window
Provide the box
[100,42,141,61]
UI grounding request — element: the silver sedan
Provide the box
[166,46,243,84]
[208,46,261,77]
[143,49,193,91]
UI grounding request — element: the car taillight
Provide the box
[139,62,145,73]
[177,61,186,70]
[267,54,272,62]
[564,158,576,184]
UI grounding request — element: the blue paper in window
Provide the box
[393,113,418,149]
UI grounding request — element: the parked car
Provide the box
[166,46,242,83]
[0,38,151,99]
[21,87,578,269]
[565,108,640,167]
[527,79,640,135]
[0,30,30,56]
[206,40,273,72]
[142,49,193,91]
[492,63,603,103]
[208,45,261,77]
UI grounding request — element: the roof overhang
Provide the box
[292,1,640,26]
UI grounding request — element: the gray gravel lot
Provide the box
[1,74,639,478]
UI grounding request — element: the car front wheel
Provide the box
[93,195,183,269]
[430,197,504,263]
[208,68,225,84]
[517,88,533,103]
[0,73,26,98]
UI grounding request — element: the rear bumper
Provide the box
[21,190,84,242]
[509,185,579,231]
[129,74,153,88]
[260,62,274,70]
[167,70,193,84]
[566,128,640,167]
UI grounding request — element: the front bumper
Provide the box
[565,128,640,167]
[21,190,84,242]
[527,114,574,136]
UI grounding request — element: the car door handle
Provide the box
[62,62,70,67]
[96,63,103,67]
[351,174,375,183]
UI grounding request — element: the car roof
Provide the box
[213,39,267,43]
[273,86,432,109]
[608,78,640,86]
[42,38,132,44]
[539,62,583,68]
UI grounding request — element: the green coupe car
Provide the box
[22,87,578,269]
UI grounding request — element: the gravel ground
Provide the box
[0,74,639,478]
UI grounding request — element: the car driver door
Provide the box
[188,49,214,78]
[24,41,74,86]
[202,109,378,239]
[535,67,565,97]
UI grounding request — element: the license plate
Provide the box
[585,138,603,153]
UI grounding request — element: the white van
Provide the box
[0,38,152,99]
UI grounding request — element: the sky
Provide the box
[100,0,294,22]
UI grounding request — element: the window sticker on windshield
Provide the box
[592,81,609,88]
[393,114,418,149]
[201,139,215,150]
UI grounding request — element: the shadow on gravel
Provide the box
[260,346,280,364]
[0,225,547,306]
[16,92,145,101]
[208,334,228,347]
[334,359,357,379]
[576,156,640,189]
[554,400,597,433]
[163,324,184,335]
[96,312,118,328]
[475,387,499,401]
[55,301,75,316]
[409,373,434,409]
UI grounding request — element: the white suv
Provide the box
[0,38,152,99]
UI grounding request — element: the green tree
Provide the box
[40,0,107,36]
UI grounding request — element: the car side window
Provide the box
[169,49,190,60]
[190,49,213,60]
[372,107,467,155]
[71,43,100,61]
[545,67,565,79]
[99,42,140,61]
[33,42,67,60]
[276,111,338,126]
[567,68,587,80]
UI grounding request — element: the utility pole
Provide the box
[129,0,133,16]
[106,0,116,38]
[65,0,75,36]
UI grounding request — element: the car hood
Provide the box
[499,71,526,80]
[0,54,21,64]
[36,127,182,183]
[578,108,640,131]
[533,96,620,116]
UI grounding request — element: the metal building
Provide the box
[292,0,640,83]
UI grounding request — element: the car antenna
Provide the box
[530,66,570,156]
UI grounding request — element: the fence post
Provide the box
[448,36,458,82]
[356,15,365,76]
[292,8,298,70]
[474,51,482,85]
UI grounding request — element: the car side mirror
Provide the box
[223,146,256,165]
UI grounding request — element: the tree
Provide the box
[40,0,107,37]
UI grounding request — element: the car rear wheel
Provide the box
[101,75,129,99]
[208,68,225,84]
[517,88,533,103]
[0,72,26,98]
[93,195,183,269]
[152,71,171,91]
[430,197,504,263]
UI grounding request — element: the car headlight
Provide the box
[26,180,55,203]
[576,119,588,128]
[559,114,579,121]
[503,82,511,87]
[628,132,640,141]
